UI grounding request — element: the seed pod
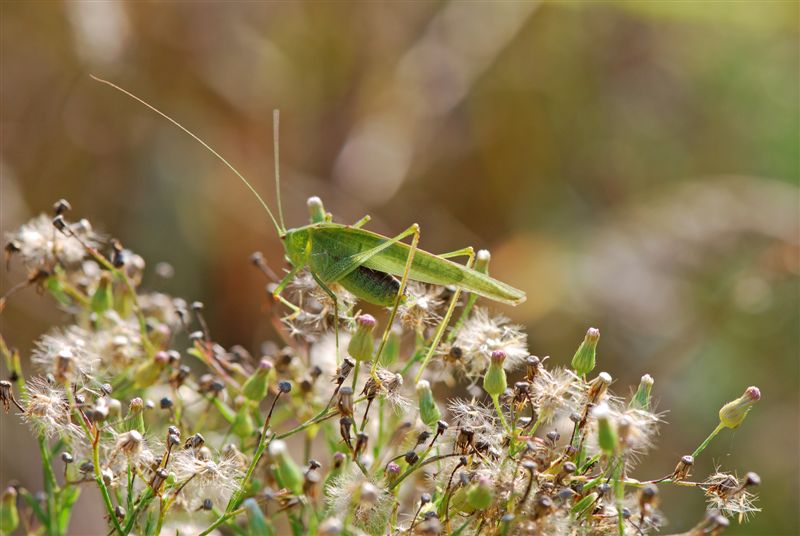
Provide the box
[337,387,354,417]
[672,455,694,481]
[571,327,599,377]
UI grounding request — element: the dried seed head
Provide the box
[743,472,761,488]
[53,199,72,215]
[588,371,612,404]
[672,455,694,481]
[337,387,354,417]
[115,430,144,458]
[533,495,554,519]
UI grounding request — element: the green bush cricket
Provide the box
[91,76,525,382]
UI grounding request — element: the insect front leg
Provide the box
[272,264,303,317]
[309,271,342,365]
[370,224,421,381]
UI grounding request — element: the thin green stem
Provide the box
[198,506,245,536]
[692,422,726,459]
[492,395,512,436]
[37,436,58,536]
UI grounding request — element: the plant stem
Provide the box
[692,422,725,459]
[37,436,58,536]
[93,430,124,536]
[491,395,512,435]
[198,507,245,536]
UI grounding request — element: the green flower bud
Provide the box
[719,386,761,429]
[133,351,169,388]
[381,327,401,366]
[0,486,18,534]
[629,374,654,410]
[449,485,472,513]
[126,397,145,433]
[593,403,617,455]
[416,380,441,427]
[242,359,274,401]
[90,272,114,314]
[466,477,494,510]
[483,350,508,397]
[232,399,256,439]
[269,440,303,495]
[348,314,376,362]
[244,498,273,536]
[571,327,599,377]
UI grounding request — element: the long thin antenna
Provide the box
[273,109,285,232]
[90,75,284,236]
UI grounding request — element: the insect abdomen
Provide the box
[340,266,401,307]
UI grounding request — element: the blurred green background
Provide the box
[2,2,798,534]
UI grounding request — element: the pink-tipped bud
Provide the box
[719,386,761,429]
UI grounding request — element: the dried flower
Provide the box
[5,213,99,268]
[32,326,100,384]
[452,307,528,381]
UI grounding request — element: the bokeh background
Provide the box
[2,2,798,534]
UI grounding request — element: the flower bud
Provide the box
[133,352,168,388]
[0,486,18,534]
[244,497,270,535]
[630,374,654,410]
[90,272,114,314]
[719,386,761,429]
[348,314,376,362]
[593,403,617,455]
[232,401,256,439]
[242,359,274,401]
[466,477,494,510]
[416,380,441,427]
[483,350,508,397]
[269,440,303,495]
[571,327,599,377]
